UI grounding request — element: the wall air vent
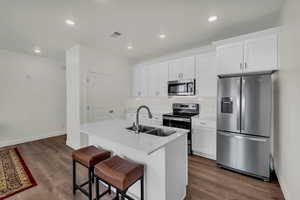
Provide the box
[110,32,122,38]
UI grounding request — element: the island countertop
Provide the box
[80,119,188,155]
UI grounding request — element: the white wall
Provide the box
[0,50,66,147]
[66,46,81,149]
[273,0,300,199]
[66,45,132,148]
[79,46,132,123]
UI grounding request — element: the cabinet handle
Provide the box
[240,63,243,70]
[245,62,247,69]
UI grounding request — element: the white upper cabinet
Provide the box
[169,56,195,80]
[216,42,244,75]
[132,66,148,97]
[196,51,217,97]
[158,62,169,97]
[148,62,168,97]
[182,56,196,80]
[168,59,182,81]
[244,34,278,73]
[215,27,279,75]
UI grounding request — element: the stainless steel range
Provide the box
[217,74,272,181]
[163,103,199,155]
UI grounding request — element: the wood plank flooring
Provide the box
[0,136,284,200]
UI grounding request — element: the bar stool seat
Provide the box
[72,146,111,200]
[72,146,110,167]
[94,155,144,200]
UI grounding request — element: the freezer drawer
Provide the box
[217,131,270,179]
[217,132,237,169]
[235,135,270,178]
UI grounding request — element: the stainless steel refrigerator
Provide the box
[216,74,272,181]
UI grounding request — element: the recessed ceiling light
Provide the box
[159,34,166,39]
[34,48,41,54]
[127,45,133,50]
[65,19,75,26]
[208,16,218,22]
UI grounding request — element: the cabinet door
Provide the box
[158,62,169,97]
[244,34,278,73]
[133,67,142,97]
[182,56,195,80]
[140,66,149,96]
[168,59,182,81]
[192,126,216,159]
[216,42,244,75]
[196,52,217,97]
[148,64,159,97]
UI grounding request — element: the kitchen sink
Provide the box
[126,125,156,133]
[146,128,176,137]
[126,125,176,137]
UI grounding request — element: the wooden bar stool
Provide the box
[72,146,111,200]
[94,155,144,200]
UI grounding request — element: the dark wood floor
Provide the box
[1,136,284,200]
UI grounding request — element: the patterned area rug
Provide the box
[0,148,37,200]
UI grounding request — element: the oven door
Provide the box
[163,116,192,154]
[168,80,195,96]
[163,116,190,129]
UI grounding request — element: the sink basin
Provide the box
[146,128,176,137]
[126,125,156,133]
[126,125,176,137]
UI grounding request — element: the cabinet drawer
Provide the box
[192,119,216,129]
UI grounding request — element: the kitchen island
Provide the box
[81,119,188,200]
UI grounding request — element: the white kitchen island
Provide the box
[80,119,188,200]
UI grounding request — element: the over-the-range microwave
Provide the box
[168,79,196,96]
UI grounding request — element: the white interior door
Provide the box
[86,72,119,122]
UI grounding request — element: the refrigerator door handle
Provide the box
[234,135,269,142]
[236,79,241,131]
[241,78,246,131]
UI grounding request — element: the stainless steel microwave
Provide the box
[168,79,196,96]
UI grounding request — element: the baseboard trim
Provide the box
[0,131,66,148]
[192,151,216,160]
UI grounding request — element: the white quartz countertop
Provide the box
[80,119,188,155]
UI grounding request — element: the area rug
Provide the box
[0,148,37,200]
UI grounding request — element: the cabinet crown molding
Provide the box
[213,27,280,47]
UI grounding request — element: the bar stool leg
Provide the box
[91,168,95,184]
[95,177,99,200]
[73,160,76,195]
[116,191,120,200]
[108,185,111,194]
[88,167,92,200]
[141,176,144,200]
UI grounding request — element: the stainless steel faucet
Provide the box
[135,105,153,133]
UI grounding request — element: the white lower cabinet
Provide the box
[192,123,216,160]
